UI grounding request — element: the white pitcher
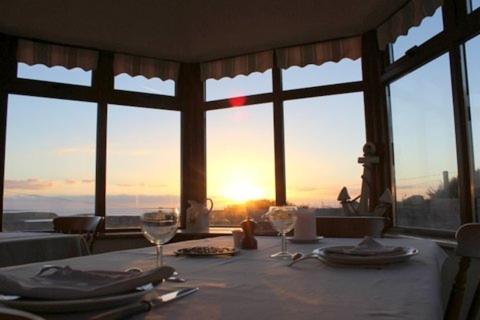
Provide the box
[186,198,213,233]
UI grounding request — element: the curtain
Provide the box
[275,36,361,70]
[377,0,444,50]
[200,50,273,81]
[17,39,98,70]
[114,53,179,81]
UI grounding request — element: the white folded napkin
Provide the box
[0,265,174,300]
[325,237,405,256]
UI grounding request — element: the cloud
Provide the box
[5,179,53,190]
[82,179,94,184]
[294,187,320,192]
[64,179,76,185]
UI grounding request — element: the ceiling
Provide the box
[0,0,409,63]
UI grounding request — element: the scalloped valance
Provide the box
[17,39,98,71]
[113,53,179,81]
[275,36,362,70]
[377,0,443,50]
[200,50,273,81]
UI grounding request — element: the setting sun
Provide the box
[222,178,265,203]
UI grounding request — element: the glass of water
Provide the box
[266,206,298,259]
[141,208,179,267]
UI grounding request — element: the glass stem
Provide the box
[156,245,163,267]
[281,232,287,254]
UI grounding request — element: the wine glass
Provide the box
[265,206,298,259]
[141,208,179,267]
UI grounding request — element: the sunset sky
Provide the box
[3,7,479,215]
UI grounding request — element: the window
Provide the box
[106,105,180,229]
[471,0,480,12]
[392,8,444,61]
[205,71,272,102]
[207,104,275,226]
[3,95,96,231]
[466,35,480,218]
[284,93,365,213]
[114,74,175,96]
[17,63,92,86]
[390,54,460,230]
[282,59,362,91]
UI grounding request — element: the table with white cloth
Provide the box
[0,232,89,267]
[0,236,447,320]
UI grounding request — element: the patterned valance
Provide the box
[377,0,443,50]
[200,50,273,81]
[114,54,179,81]
[17,39,98,71]
[276,36,362,70]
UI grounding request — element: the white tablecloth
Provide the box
[0,236,447,320]
[0,232,89,267]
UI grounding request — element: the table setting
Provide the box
[0,206,448,320]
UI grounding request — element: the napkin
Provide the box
[325,237,405,256]
[0,265,174,300]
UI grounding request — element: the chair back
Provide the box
[0,307,45,320]
[316,216,387,237]
[445,223,480,320]
[53,216,102,253]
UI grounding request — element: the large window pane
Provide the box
[282,59,362,91]
[390,54,460,230]
[392,8,443,61]
[17,63,92,86]
[471,0,480,12]
[114,74,175,96]
[205,71,272,102]
[106,105,180,229]
[466,35,480,218]
[3,95,96,231]
[284,93,365,213]
[207,104,275,226]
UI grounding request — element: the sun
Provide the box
[223,178,265,203]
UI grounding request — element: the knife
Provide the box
[90,287,199,320]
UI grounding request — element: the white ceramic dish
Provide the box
[314,246,418,265]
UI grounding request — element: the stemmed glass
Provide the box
[141,208,179,267]
[265,206,298,259]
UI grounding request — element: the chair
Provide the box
[445,223,480,320]
[316,216,387,237]
[53,216,103,254]
[0,307,45,320]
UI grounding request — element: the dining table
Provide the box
[0,232,89,268]
[0,236,448,320]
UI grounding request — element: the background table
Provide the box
[0,232,89,267]
[0,236,447,320]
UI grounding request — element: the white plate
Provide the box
[1,287,153,313]
[314,246,418,265]
[287,236,324,244]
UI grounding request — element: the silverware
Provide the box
[90,287,199,320]
[126,267,185,283]
[288,252,323,266]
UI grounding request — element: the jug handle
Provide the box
[206,198,214,213]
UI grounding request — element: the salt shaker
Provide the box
[240,218,258,250]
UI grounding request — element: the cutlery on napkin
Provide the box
[90,287,199,320]
[325,236,405,256]
[0,265,174,300]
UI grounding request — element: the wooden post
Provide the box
[272,56,287,205]
[444,0,475,224]
[361,31,393,225]
[0,35,16,231]
[92,52,114,231]
[178,63,206,228]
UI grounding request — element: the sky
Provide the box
[3,7,479,216]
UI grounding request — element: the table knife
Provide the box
[90,287,199,320]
